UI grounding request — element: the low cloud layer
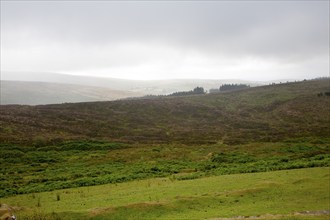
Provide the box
[1,1,329,80]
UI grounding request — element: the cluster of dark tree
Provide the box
[317,92,330,97]
[219,83,250,92]
[168,87,206,96]
[129,87,206,100]
[312,76,330,80]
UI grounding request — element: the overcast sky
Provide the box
[1,1,329,81]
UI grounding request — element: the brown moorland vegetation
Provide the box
[1,79,329,145]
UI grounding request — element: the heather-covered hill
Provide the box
[0,79,329,145]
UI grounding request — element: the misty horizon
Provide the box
[3,70,326,83]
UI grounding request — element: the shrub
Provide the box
[33,136,48,148]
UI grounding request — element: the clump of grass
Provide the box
[37,197,41,207]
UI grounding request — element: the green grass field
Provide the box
[1,167,329,220]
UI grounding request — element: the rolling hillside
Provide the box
[0,78,329,204]
[1,79,329,145]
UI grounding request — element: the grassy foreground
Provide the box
[1,167,329,220]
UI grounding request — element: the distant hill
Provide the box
[0,81,142,105]
[2,71,262,96]
[0,79,329,145]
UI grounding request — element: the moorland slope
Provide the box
[1,79,329,145]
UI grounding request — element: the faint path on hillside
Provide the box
[209,210,330,220]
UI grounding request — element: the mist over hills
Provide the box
[0,81,143,105]
[2,71,263,91]
[1,71,266,105]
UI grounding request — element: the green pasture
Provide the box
[1,167,329,220]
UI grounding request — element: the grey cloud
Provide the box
[4,2,329,52]
[1,1,329,79]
